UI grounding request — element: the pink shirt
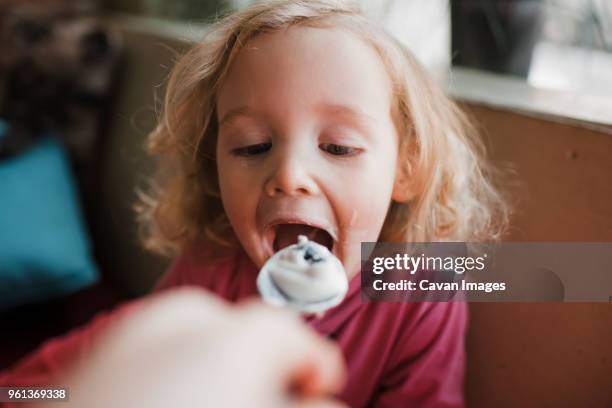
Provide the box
[1,249,467,407]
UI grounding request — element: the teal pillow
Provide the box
[0,121,98,309]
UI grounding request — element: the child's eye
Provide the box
[319,143,358,156]
[232,142,272,156]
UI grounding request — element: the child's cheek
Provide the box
[218,167,251,220]
[339,162,395,232]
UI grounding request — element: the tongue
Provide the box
[275,224,332,252]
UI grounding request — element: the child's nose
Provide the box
[264,152,319,197]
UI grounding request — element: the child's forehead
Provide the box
[217,25,394,118]
[240,25,378,63]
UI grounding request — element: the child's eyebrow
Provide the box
[218,103,377,131]
[315,103,377,130]
[218,107,262,128]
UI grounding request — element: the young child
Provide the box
[0,0,508,406]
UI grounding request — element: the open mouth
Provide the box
[272,223,334,253]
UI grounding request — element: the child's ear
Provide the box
[392,155,417,203]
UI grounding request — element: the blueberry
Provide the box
[303,247,323,263]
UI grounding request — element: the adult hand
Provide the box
[47,288,346,408]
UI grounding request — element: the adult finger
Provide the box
[290,397,349,408]
[234,301,346,398]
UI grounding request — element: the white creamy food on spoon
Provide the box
[257,235,348,313]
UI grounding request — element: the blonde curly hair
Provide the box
[137,0,509,257]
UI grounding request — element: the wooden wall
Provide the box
[463,104,612,407]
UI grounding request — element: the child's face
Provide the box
[216,26,403,277]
